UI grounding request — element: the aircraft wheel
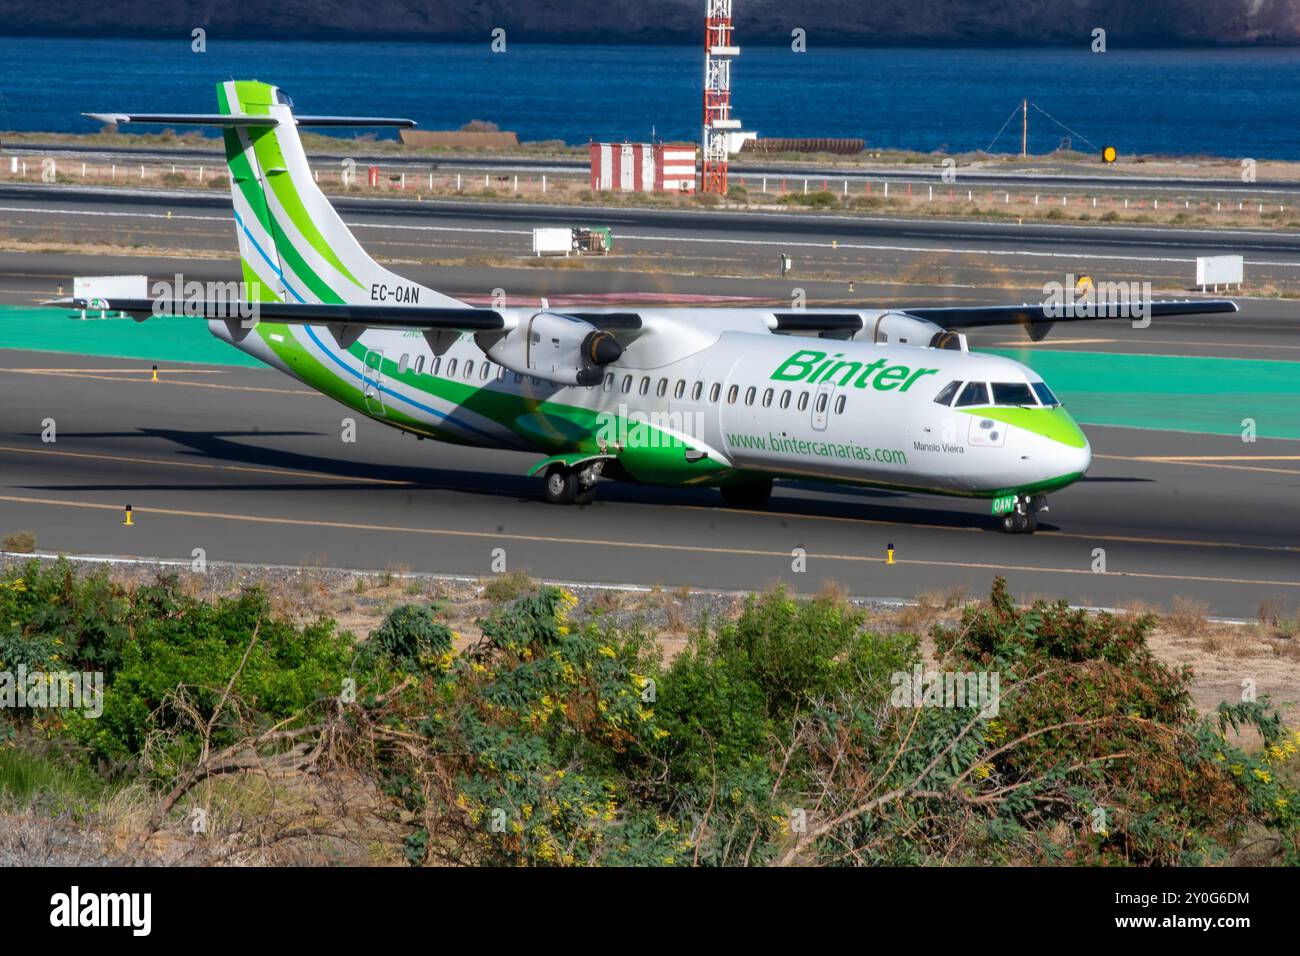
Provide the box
[720,478,774,510]
[1002,511,1029,534]
[543,465,578,505]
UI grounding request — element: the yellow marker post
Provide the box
[848,281,855,293]
[151,365,158,382]
[886,542,895,565]
[1101,145,1117,164]
[123,505,133,527]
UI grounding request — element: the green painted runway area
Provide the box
[992,348,1300,440]
[2,305,1298,439]
[0,305,262,367]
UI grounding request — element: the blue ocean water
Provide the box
[1,37,1298,158]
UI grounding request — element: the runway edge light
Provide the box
[123,505,133,527]
[887,542,895,565]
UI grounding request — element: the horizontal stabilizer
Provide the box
[84,112,415,128]
[85,112,279,127]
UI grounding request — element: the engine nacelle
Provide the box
[858,311,947,347]
[479,311,622,386]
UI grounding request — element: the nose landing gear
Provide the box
[1000,494,1048,534]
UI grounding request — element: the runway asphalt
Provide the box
[0,187,1296,615]
[0,350,1296,618]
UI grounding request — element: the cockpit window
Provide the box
[954,382,989,407]
[991,382,1036,406]
[1031,382,1060,407]
[275,89,295,107]
[933,380,961,406]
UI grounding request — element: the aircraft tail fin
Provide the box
[212,80,460,309]
[88,82,460,308]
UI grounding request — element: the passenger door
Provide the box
[811,381,835,431]
[362,348,386,417]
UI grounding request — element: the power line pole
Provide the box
[1021,98,1027,158]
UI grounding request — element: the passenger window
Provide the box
[447,359,458,377]
[815,394,828,413]
[603,373,614,391]
[955,382,989,407]
[709,383,721,403]
[431,357,441,376]
[992,382,1035,406]
[657,378,668,398]
[496,366,506,382]
[797,392,809,411]
[464,360,474,379]
[639,377,651,396]
[744,386,756,406]
[398,353,410,374]
[761,388,773,408]
[481,362,491,380]
[834,395,846,415]
[514,372,523,384]
[933,380,961,406]
[622,375,633,394]
[414,355,425,375]
[779,389,791,409]
[727,385,739,404]
[691,381,704,401]
[674,380,686,400]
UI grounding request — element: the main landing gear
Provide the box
[542,461,602,506]
[1001,494,1048,534]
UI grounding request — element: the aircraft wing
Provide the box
[767,299,1237,343]
[901,298,1239,328]
[43,298,507,331]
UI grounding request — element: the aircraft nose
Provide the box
[1072,436,1093,477]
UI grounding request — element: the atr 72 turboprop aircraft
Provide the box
[55,81,1237,532]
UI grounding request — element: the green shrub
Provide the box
[4,562,1295,867]
[0,560,130,678]
[779,190,839,209]
[78,581,353,769]
[361,603,453,672]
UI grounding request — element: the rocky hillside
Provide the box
[1,0,1298,45]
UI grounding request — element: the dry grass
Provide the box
[893,584,971,634]
[480,568,537,603]
[1,530,36,554]
[1167,596,1210,639]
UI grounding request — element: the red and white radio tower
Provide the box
[702,0,740,194]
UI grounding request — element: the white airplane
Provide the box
[57,82,1236,533]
